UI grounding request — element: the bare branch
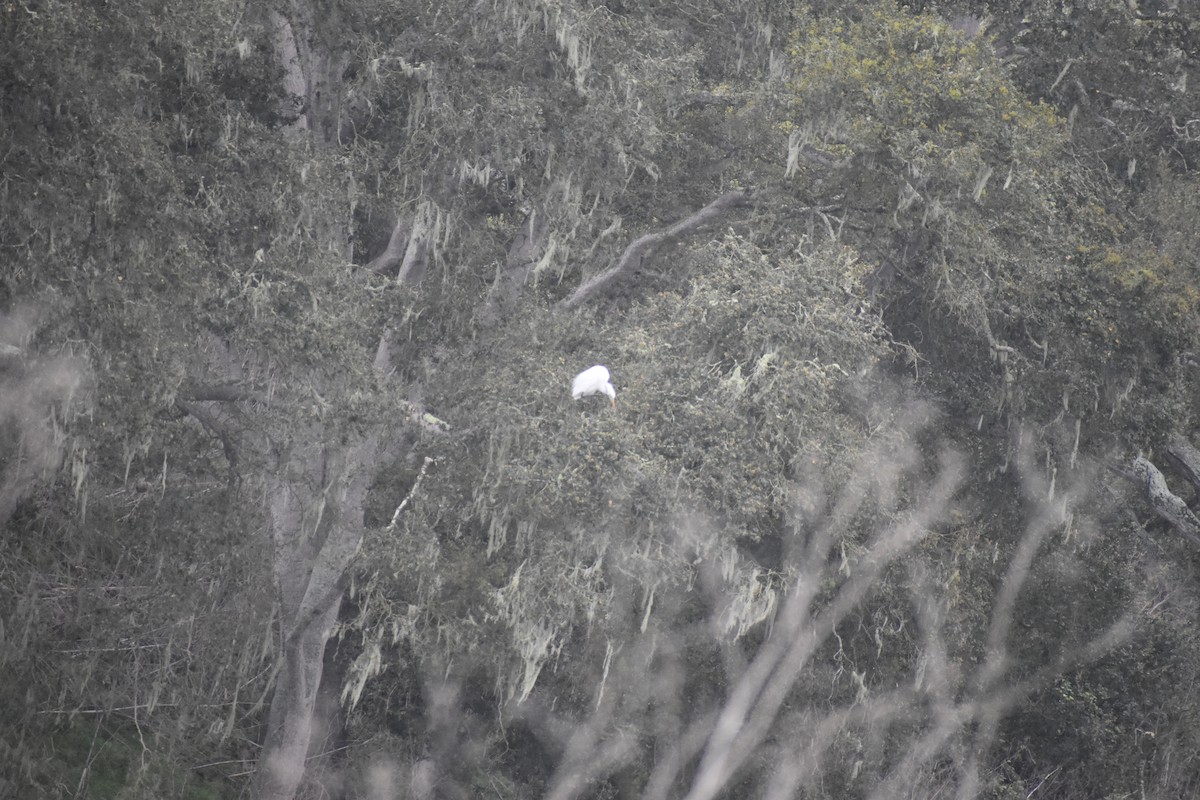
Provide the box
[681,451,964,800]
[559,190,754,310]
[386,456,434,531]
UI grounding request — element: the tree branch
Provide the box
[175,399,240,483]
[282,562,353,652]
[559,189,754,310]
[1120,455,1200,547]
[479,205,552,328]
[386,456,434,531]
[366,215,413,274]
[1164,433,1200,496]
[395,203,433,286]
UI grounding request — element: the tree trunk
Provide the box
[256,600,342,799]
[250,8,373,797]
[251,434,386,797]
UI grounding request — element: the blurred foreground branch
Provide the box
[529,420,1140,800]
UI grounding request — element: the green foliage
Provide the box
[789,7,1059,155]
[352,235,895,711]
[785,5,1065,237]
[779,1,1200,460]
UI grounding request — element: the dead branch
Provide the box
[679,451,964,800]
[386,456,434,531]
[559,189,754,310]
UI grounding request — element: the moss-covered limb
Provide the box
[559,190,754,310]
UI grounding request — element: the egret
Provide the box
[572,365,616,409]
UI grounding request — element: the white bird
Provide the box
[572,365,616,409]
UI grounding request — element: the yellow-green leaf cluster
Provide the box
[788,5,1060,162]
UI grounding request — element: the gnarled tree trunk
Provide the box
[248,8,392,798]
[254,436,384,799]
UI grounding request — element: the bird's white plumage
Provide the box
[572,365,616,407]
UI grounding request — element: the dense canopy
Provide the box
[3,1,1200,798]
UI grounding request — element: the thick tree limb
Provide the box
[282,570,352,651]
[479,206,552,328]
[395,203,434,285]
[1120,456,1200,547]
[268,10,308,130]
[267,7,350,146]
[1165,433,1200,495]
[559,189,754,310]
[372,330,402,377]
[366,215,413,274]
[257,433,384,800]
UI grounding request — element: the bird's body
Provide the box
[572,365,616,408]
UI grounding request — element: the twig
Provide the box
[39,704,176,715]
[1026,765,1062,798]
[193,758,250,770]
